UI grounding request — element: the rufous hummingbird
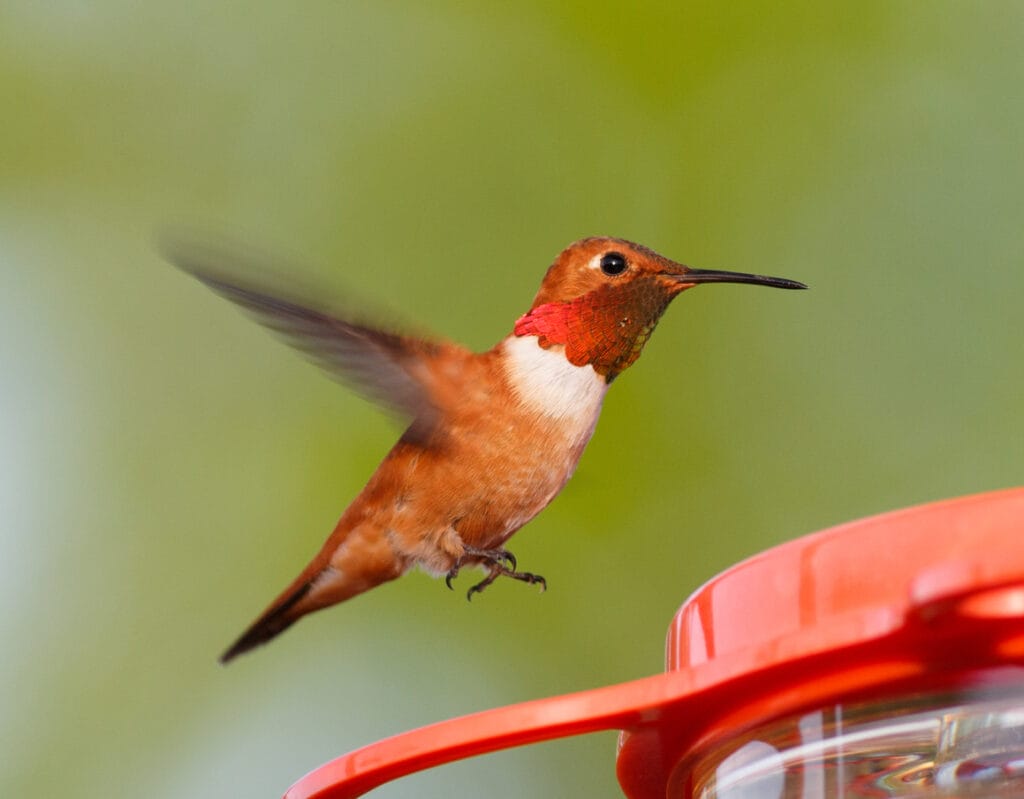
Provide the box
[168,237,806,662]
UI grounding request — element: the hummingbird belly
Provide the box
[379,337,609,573]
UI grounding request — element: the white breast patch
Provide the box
[502,335,608,424]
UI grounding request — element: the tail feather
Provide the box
[219,579,313,664]
[218,520,407,662]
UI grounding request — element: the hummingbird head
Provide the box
[514,237,806,381]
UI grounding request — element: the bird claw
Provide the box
[446,546,544,599]
[469,546,517,571]
[466,568,546,601]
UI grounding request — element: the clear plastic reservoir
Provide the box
[690,688,1024,798]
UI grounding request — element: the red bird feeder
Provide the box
[285,488,1024,798]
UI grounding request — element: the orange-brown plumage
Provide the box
[167,236,805,662]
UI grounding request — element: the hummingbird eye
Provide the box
[599,252,628,276]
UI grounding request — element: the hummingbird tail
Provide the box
[219,578,313,664]
[218,520,409,663]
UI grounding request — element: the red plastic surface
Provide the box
[284,487,1024,799]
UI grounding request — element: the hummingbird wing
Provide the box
[165,241,444,443]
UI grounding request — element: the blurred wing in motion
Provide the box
[163,238,444,443]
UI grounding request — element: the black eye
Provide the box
[600,252,627,276]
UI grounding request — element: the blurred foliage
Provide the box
[2,2,1023,797]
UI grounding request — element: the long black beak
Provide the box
[677,268,807,290]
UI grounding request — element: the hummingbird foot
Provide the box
[465,565,547,601]
[445,546,518,589]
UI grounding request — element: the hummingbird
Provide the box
[168,237,806,662]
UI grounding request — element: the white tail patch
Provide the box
[502,335,607,424]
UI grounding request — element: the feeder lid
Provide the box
[669,486,1024,674]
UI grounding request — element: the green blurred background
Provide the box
[2,2,1022,797]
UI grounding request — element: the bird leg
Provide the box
[445,546,546,599]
